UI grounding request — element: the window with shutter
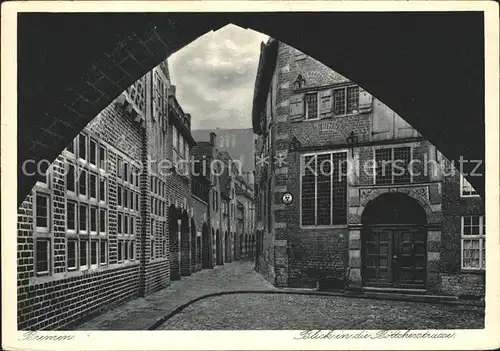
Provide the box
[304,93,319,120]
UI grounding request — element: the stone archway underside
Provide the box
[18,12,484,202]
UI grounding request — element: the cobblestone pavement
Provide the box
[74,260,275,330]
[75,260,484,330]
[159,293,484,330]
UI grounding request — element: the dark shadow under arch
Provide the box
[362,192,427,226]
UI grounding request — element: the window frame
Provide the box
[35,238,51,276]
[461,215,486,271]
[333,85,359,117]
[299,149,349,228]
[373,145,414,185]
[460,174,480,198]
[34,192,51,233]
[304,92,320,121]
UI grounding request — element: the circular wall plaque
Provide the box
[282,192,293,205]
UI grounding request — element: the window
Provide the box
[79,204,88,233]
[99,208,107,234]
[130,241,135,260]
[300,152,348,226]
[100,241,107,264]
[461,175,479,197]
[151,239,155,258]
[67,201,77,232]
[79,169,87,196]
[124,214,129,235]
[118,213,123,234]
[123,162,129,182]
[66,139,75,154]
[462,215,486,270]
[79,239,88,269]
[333,85,359,116]
[124,241,129,260]
[305,93,319,120]
[117,157,123,180]
[67,239,77,271]
[90,240,98,266]
[89,139,97,166]
[118,241,123,262]
[375,146,412,185]
[135,193,139,212]
[124,188,129,208]
[35,194,50,231]
[130,216,134,235]
[117,185,123,206]
[78,133,87,161]
[99,145,107,170]
[35,239,50,275]
[90,206,98,233]
[66,163,76,192]
[89,173,97,199]
[99,177,106,202]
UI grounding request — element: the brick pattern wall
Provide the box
[255,40,486,296]
[18,92,145,330]
[439,157,485,297]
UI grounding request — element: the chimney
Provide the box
[167,85,176,97]
[210,132,216,146]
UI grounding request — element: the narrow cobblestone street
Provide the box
[74,260,276,330]
[75,261,484,330]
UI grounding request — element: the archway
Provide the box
[202,224,211,269]
[180,210,191,276]
[224,231,229,263]
[17,13,485,204]
[361,192,427,289]
[191,218,197,272]
[168,205,181,280]
[216,229,222,266]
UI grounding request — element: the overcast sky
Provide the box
[168,24,269,130]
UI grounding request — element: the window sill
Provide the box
[460,194,481,198]
[299,224,348,230]
[460,269,486,275]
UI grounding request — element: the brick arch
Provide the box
[356,188,436,224]
[18,13,484,203]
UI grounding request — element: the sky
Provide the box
[168,24,269,130]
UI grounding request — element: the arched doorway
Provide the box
[216,229,222,265]
[202,224,210,269]
[180,210,191,276]
[361,192,427,289]
[224,231,229,263]
[191,218,197,272]
[168,205,181,280]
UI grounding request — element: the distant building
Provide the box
[191,128,256,184]
[252,38,485,298]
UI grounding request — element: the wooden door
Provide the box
[363,228,393,287]
[393,228,427,288]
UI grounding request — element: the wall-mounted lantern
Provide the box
[346,131,359,154]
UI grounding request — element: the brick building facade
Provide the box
[252,38,486,298]
[16,59,216,330]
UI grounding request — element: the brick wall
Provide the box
[439,157,485,297]
[254,40,486,296]
[18,91,145,330]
